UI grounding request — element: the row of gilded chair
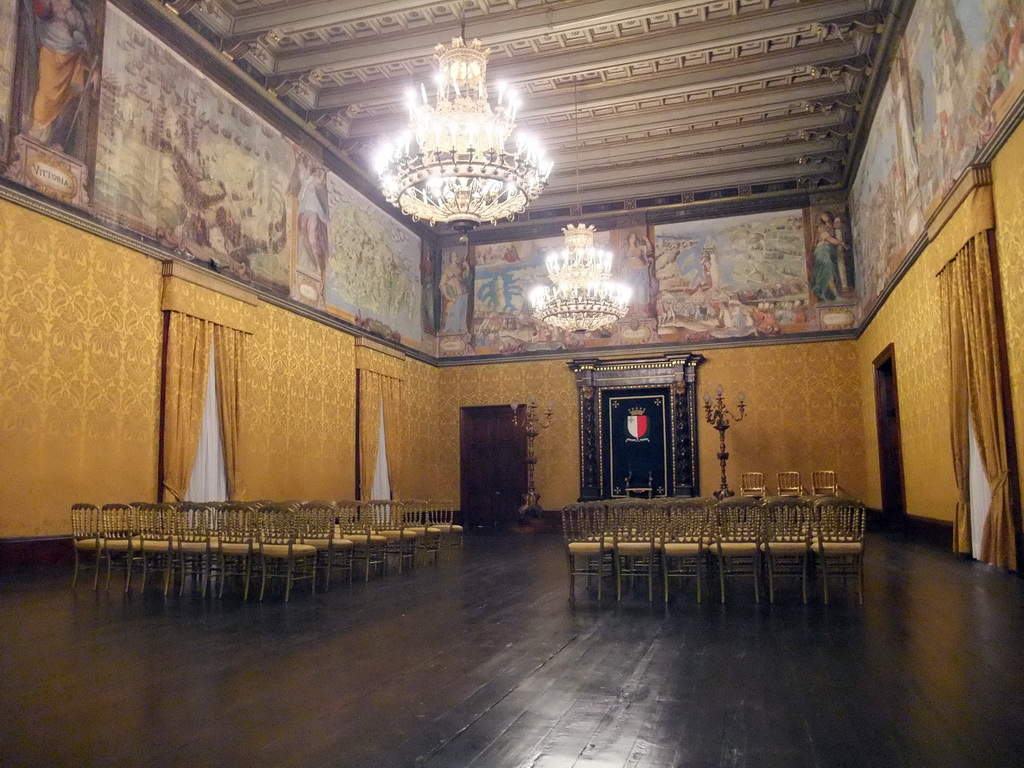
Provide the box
[739,470,840,498]
[562,495,866,605]
[71,499,462,601]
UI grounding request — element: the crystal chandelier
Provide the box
[528,81,630,333]
[375,38,552,236]
[529,223,631,333]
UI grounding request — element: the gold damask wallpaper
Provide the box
[993,121,1024,485]
[0,199,164,537]
[433,343,867,510]
[853,184,999,521]
[246,303,357,502]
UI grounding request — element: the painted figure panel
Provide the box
[94,6,291,291]
[324,171,422,346]
[0,0,18,160]
[851,0,1024,312]
[4,0,104,208]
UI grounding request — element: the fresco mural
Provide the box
[653,210,814,341]
[94,6,291,293]
[4,0,104,208]
[324,171,422,345]
[0,0,18,161]
[288,149,330,308]
[851,0,1024,312]
[434,207,849,358]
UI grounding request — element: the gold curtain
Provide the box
[162,312,211,502]
[381,375,403,499]
[940,275,971,554]
[213,325,247,500]
[939,232,1017,569]
[358,370,383,500]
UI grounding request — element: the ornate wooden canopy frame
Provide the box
[568,353,705,501]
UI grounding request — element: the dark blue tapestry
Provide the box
[604,390,670,498]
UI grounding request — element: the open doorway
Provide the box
[874,344,907,529]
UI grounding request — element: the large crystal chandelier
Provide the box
[529,223,631,333]
[375,38,552,236]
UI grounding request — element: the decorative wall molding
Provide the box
[161,260,260,306]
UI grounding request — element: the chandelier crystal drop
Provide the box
[529,223,632,333]
[375,38,553,234]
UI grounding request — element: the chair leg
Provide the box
[718,557,726,604]
[71,550,80,589]
[125,551,134,595]
[821,555,830,604]
[857,555,864,606]
[696,554,703,604]
[260,557,268,601]
[753,554,760,604]
[767,554,775,604]
[616,555,623,601]
[104,550,113,590]
[567,552,574,603]
[243,557,252,600]
[284,558,293,602]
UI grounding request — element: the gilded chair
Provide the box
[612,502,662,602]
[174,502,215,597]
[216,503,258,599]
[761,497,813,603]
[135,502,176,595]
[257,504,318,601]
[711,497,763,604]
[398,500,431,565]
[661,500,709,603]
[71,503,103,590]
[100,503,138,593]
[562,503,611,602]
[416,501,443,564]
[814,499,867,605]
[739,472,766,498]
[337,502,387,581]
[776,471,803,497]
[298,501,352,590]
[369,499,419,574]
[811,471,839,496]
[426,500,464,556]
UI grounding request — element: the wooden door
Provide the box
[874,344,906,527]
[460,405,527,529]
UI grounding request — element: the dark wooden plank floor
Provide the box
[1,533,1023,767]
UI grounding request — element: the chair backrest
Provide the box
[665,501,707,543]
[217,503,257,544]
[71,504,101,539]
[364,500,394,531]
[776,471,803,497]
[811,471,838,496]
[136,503,173,541]
[562,504,593,543]
[258,505,297,546]
[101,504,135,541]
[297,501,334,541]
[816,500,866,544]
[175,503,212,543]
[713,498,763,544]
[739,472,766,498]
[336,501,367,536]
[762,497,813,543]
[611,502,660,543]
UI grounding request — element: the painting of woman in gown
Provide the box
[619,231,656,316]
[811,212,841,302]
[21,0,101,157]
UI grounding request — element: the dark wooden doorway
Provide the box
[460,405,528,529]
[874,344,907,527]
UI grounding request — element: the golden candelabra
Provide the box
[511,395,554,521]
[702,385,746,500]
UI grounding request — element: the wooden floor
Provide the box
[1,533,1023,767]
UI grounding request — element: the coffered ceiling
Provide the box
[160,0,900,224]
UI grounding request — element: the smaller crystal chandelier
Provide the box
[529,224,631,332]
[528,81,631,333]
[375,37,553,236]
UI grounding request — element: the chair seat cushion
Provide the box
[762,541,810,555]
[378,529,420,540]
[819,541,863,555]
[219,542,253,555]
[663,542,701,556]
[616,541,660,555]
[139,539,174,552]
[302,537,332,550]
[342,534,387,545]
[261,543,317,558]
[717,542,759,555]
[568,541,610,555]
[331,538,354,550]
[404,526,428,535]
[427,524,464,533]
[74,538,103,550]
[177,540,212,554]
[103,538,136,551]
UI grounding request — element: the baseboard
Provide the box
[0,536,73,572]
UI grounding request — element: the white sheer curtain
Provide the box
[967,417,991,561]
[371,401,391,500]
[185,341,228,503]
